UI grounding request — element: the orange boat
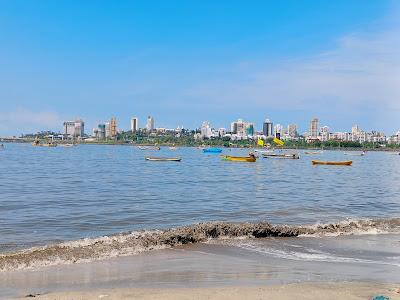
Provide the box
[312,160,352,166]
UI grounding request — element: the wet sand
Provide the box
[13,283,400,300]
[2,237,400,299]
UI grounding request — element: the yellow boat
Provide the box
[312,160,352,166]
[221,155,256,162]
[42,142,57,147]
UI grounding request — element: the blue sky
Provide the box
[0,0,399,135]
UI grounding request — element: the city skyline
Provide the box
[0,1,399,135]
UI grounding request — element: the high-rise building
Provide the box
[110,117,117,137]
[309,118,319,137]
[287,124,298,137]
[97,124,106,139]
[320,126,329,142]
[245,123,254,136]
[131,117,139,132]
[105,122,111,138]
[63,121,75,136]
[146,116,155,132]
[263,119,273,137]
[230,119,251,137]
[63,119,84,137]
[274,123,284,136]
[200,121,212,138]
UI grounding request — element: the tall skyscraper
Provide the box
[110,117,117,137]
[309,118,319,137]
[146,116,155,132]
[131,117,139,132]
[263,119,273,137]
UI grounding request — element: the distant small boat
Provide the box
[169,146,177,150]
[145,157,181,162]
[203,148,222,153]
[304,151,322,155]
[221,155,256,162]
[59,144,74,148]
[312,160,352,166]
[262,153,300,159]
[254,149,274,154]
[138,146,160,150]
[344,152,366,156]
[42,142,57,147]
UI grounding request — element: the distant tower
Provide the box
[110,117,117,137]
[146,116,155,132]
[309,118,319,137]
[131,117,139,133]
[263,119,273,137]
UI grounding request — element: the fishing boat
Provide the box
[254,149,274,154]
[344,151,366,156]
[203,148,222,153]
[312,160,352,166]
[145,157,181,162]
[304,151,322,155]
[221,154,256,162]
[42,142,57,147]
[262,153,300,159]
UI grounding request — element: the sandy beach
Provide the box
[14,283,400,300]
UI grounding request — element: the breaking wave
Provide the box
[1,218,399,271]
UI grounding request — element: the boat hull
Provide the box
[203,148,222,153]
[262,153,299,159]
[221,155,256,162]
[312,160,352,166]
[145,157,181,162]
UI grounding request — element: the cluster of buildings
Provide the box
[59,116,399,145]
[198,117,400,145]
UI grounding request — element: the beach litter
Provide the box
[372,296,390,300]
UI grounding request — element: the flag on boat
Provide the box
[257,139,264,146]
[273,137,284,146]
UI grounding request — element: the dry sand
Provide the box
[15,283,400,300]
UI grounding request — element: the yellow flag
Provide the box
[273,137,284,146]
[257,139,264,146]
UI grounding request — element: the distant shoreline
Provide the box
[1,138,399,152]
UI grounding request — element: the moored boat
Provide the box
[203,148,222,153]
[312,160,352,166]
[42,142,57,147]
[145,157,181,162]
[262,153,300,159]
[221,154,256,162]
[304,151,322,155]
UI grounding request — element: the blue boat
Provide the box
[203,148,222,153]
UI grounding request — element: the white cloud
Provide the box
[183,26,400,132]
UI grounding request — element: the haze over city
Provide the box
[0,0,399,135]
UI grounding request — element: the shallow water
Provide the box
[0,144,400,252]
[0,143,400,271]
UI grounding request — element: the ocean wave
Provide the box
[1,218,399,271]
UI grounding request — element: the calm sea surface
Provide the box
[0,143,399,253]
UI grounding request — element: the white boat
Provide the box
[262,153,300,159]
